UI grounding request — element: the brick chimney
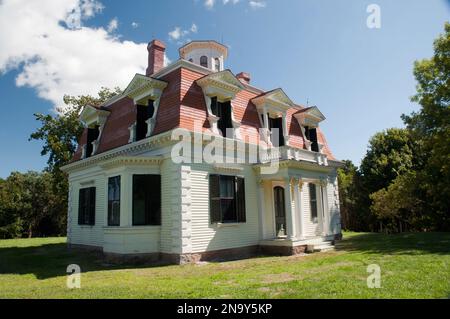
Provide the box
[237,72,251,85]
[146,40,166,76]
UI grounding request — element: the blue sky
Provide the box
[0,0,449,178]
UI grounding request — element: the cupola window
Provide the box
[200,55,208,68]
[214,58,220,71]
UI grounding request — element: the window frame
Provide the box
[78,187,96,226]
[107,176,121,227]
[132,174,161,226]
[209,174,246,225]
[200,55,208,68]
[309,183,318,222]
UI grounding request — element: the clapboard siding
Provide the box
[160,158,175,253]
[302,183,320,237]
[189,163,259,253]
[68,174,106,248]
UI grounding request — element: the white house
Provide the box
[61,40,343,264]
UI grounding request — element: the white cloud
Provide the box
[168,27,182,41]
[168,23,198,43]
[107,17,118,33]
[0,0,150,112]
[249,0,266,9]
[223,0,240,4]
[131,21,139,29]
[204,0,215,9]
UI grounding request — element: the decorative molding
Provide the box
[179,40,228,59]
[99,156,163,170]
[61,131,174,173]
[79,180,95,186]
[213,163,244,173]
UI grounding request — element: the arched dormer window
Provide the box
[214,58,220,71]
[200,56,208,68]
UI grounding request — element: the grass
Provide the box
[0,232,449,298]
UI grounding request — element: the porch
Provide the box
[254,162,340,255]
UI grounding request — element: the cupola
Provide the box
[179,40,228,72]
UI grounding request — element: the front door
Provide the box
[273,186,287,237]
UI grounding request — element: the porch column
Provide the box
[320,179,330,236]
[296,179,305,239]
[257,179,266,240]
[284,177,296,239]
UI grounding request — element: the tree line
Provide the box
[0,24,448,238]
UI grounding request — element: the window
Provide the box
[211,97,233,138]
[209,175,246,224]
[108,176,121,226]
[200,55,208,68]
[86,125,100,158]
[136,100,155,141]
[132,175,161,226]
[78,187,96,225]
[309,183,318,221]
[214,58,220,71]
[269,117,285,147]
[305,126,319,152]
[189,58,193,63]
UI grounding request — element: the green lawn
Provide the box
[0,232,449,298]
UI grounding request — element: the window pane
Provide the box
[133,175,161,226]
[221,198,237,222]
[220,175,234,198]
[309,183,318,220]
[108,176,120,226]
[200,56,208,68]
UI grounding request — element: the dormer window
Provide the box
[123,74,168,143]
[252,89,293,147]
[79,105,110,159]
[200,56,208,68]
[136,100,155,141]
[268,117,285,147]
[211,97,233,138]
[86,125,100,158]
[293,106,326,153]
[214,58,220,71]
[304,126,319,152]
[196,70,245,140]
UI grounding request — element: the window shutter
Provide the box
[209,174,221,223]
[235,177,246,223]
[148,175,161,225]
[89,187,96,225]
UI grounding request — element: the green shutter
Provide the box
[209,174,221,223]
[235,177,246,223]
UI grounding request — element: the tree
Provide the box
[27,87,121,236]
[360,128,415,194]
[402,23,450,231]
[30,87,122,174]
[0,171,62,238]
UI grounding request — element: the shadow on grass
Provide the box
[0,243,165,280]
[337,232,450,256]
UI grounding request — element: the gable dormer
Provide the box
[252,89,294,147]
[123,74,168,143]
[79,105,110,158]
[293,106,326,152]
[196,70,245,139]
